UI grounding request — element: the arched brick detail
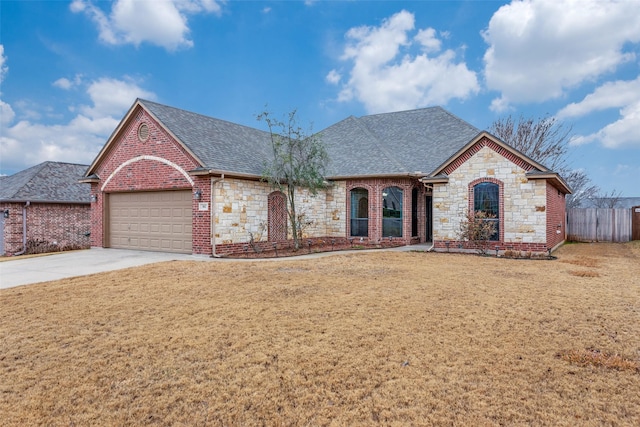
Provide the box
[268,191,287,242]
[444,136,537,175]
[468,177,504,242]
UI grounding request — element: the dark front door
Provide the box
[425,195,433,241]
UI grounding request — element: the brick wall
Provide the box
[546,181,567,250]
[345,178,426,245]
[89,106,201,250]
[0,202,90,255]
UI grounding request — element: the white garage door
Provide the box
[109,191,192,253]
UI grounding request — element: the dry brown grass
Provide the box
[1,242,639,426]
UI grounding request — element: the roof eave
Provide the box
[525,172,572,194]
[0,199,90,205]
[327,172,428,180]
[188,168,263,180]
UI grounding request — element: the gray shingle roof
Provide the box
[139,100,481,178]
[141,100,272,175]
[0,162,90,203]
[321,107,480,176]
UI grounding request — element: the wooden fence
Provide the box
[567,208,633,242]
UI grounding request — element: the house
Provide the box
[578,197,640,209]
[81,99,571,256]
[0,162,91,256]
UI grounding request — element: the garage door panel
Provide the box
[109,191,192,253]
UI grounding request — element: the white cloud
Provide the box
[0,77,156,173]
[0,45,14,126]
[483,0,640,109]
[557,77,640,119]
[71,0,223,51]
[559,76,640,149]
[0,100,15,126]
[325,69,341,85]
[332,10,479,113]
[53,78,73,90]
[0,45,7,86]
[53,74,83,90]
[588,101,640,149]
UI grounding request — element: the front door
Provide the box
[425,195,433,241]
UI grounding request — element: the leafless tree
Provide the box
[489,115,602,208]
[588,189,624,208]
[257,108,329,251]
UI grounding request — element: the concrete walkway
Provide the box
[0,244,433,289]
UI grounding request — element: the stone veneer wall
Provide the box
[212,178,346,254]
[433,144,549,253]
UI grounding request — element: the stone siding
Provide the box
[213,179,346,247]
[433,144,548,252]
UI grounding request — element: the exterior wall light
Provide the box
[3,210,8,218]
[90,194,98,203]
[194,189,202,200]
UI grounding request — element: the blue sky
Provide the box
[1,0,639,196]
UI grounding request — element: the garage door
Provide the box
[109,191,192,253]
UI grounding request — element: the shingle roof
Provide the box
[141,100,272,175]
[138,100,481,178]
[320,107,480,176]
[0,162,90,203]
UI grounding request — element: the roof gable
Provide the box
[432,132,548,176]
[0,162,90,203]
[428,132,571,194]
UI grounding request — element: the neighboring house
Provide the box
[578,197,640,209]
[0,162,91,256]
[81,99,571,256]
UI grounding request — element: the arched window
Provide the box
[382,186,402,237]
[473,182,499,241]
[350,188,368,237]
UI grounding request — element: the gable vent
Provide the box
[138,123,149,142]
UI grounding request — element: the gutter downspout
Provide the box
[210,174,224,258]
[14,201,30,256]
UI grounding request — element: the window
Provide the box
[473,182,499,241]
[350,188,368,237]
[382,186,402,237]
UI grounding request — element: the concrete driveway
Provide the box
[0,244,431,290]
[0,248,210,289]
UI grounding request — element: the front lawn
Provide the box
[1,242,639,425]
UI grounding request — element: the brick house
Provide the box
[0,162,91,256]
[81,99,571,256]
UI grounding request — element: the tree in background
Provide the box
[489,115,600,208]
[258,109,329,250]
[588,189,624,208]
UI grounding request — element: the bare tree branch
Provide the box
[257,108,329,250]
